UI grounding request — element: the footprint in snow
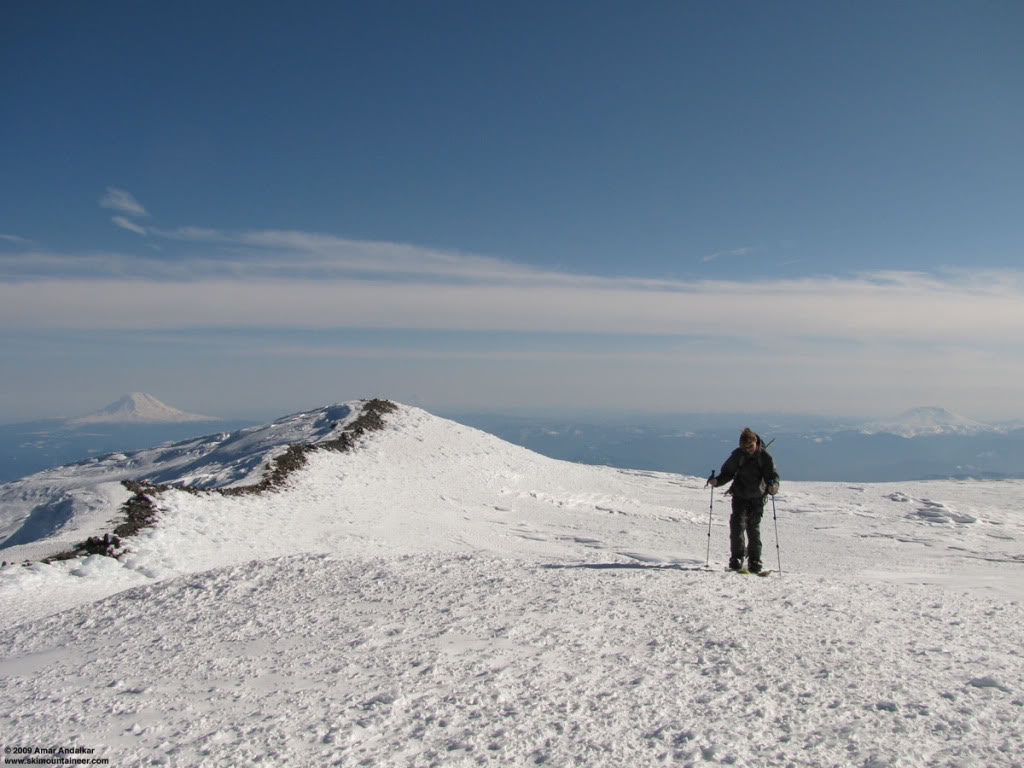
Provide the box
[968,675,1012,693]
[513,530,548,542]
[558,535,602,547]
[616,551,665,564]
[907,506,977,525]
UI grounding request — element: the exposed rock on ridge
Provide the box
[30,399,398,565]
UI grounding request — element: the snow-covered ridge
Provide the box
[67,392,216,425]
[0,400,380,560]
[861,406,995,437]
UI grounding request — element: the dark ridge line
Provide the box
[1,399,398,568]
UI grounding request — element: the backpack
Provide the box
[725,434,774,497]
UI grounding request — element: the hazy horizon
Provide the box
[5,392,1024,429]
[4,398,1024,486]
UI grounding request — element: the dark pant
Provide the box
[730,496,764,567]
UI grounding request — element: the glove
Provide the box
[767,483,779,496]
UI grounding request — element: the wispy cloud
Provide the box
[702,247,751,263]
[0,234,31,245]
[100,188,148,217]
[79,226,604,284]
[112,216,148,236]
[152,226,225,241]
[235,229,553,284]
[2,270,1023,349]
[4,222,1024,352]
[101,188,151,236]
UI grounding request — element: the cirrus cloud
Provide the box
[100,187,149,217]
[2,220,1024,342]
[112,216,148,236]
[1,270,1022,348]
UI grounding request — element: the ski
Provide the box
[725,567,772,577]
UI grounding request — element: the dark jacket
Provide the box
[717,441,780,500]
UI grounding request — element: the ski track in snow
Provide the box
[1,403,1023,767]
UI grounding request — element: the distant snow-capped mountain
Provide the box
[860,406,995,438]
[67,393,216,425]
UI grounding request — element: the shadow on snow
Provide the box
[543,562,715,572]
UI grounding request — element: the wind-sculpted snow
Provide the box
[0,494,74,548]
[1,553,1021,767]
[1,402,1023,765]
[0,481,133,562]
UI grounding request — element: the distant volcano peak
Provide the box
[861,406,992,437]
[67,393,216,425]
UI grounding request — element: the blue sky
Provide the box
[2,1,1023,421]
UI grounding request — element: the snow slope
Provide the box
[0,403,359,558]
[1,402,1022,767]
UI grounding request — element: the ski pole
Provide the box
[771,493,782,575]
[705,471,715,568]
